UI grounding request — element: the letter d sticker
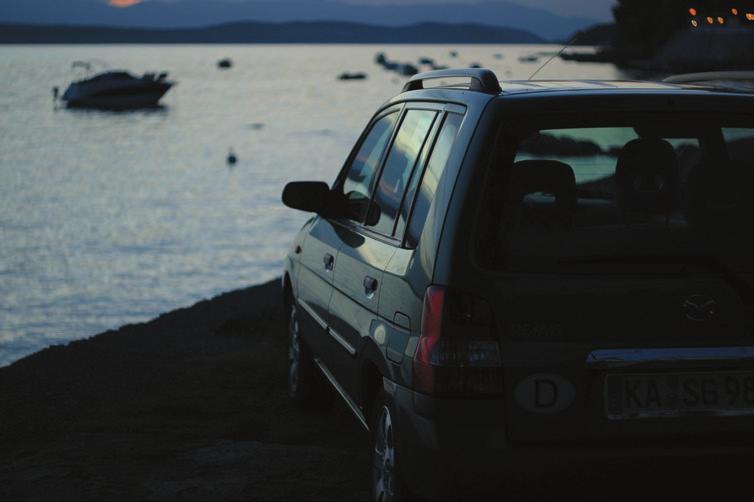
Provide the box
[515,374,575,414]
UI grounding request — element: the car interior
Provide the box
[487,123,754,269]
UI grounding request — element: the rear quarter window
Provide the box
[405,113,464,247]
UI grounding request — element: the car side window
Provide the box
[367,109,437,236]
[405,112,463,248]
[341,112,399,223]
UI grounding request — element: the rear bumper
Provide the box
[390,383,754,499]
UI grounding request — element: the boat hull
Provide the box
[62,80,173,110]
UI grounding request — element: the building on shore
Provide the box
[566,1,754,73]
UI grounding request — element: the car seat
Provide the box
[686,160,754,257]
[615,138,681,223]
[504,159,577,232]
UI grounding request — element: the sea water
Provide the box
[0,44,626,366]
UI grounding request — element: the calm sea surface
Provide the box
[0,44,626,366]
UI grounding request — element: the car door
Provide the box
[305,108,401,380]
[295,216,343,356]
[328,105,442,400]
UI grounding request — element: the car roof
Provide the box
[395,69,754,101]
[499,80,699,94]
[496,79,754,98]
[382,70,754,116]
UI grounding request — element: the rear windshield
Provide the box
[476,116,754,273]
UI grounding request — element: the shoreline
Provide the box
[0,278,369,500]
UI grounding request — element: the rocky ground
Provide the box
[1,278,752,501]
[0,279,368,500]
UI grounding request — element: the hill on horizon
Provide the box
[0,0,598,41]
[0,20,546,44]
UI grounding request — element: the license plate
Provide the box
[605,372,754,420]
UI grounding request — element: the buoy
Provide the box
[52,87,59,101]
[227,149,237,166]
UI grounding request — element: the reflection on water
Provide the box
[0,44,628,366]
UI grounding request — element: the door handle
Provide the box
[323,253,335,271]
[363,276,378,298]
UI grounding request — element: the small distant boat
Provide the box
[60,62,174,110]
[449,51,458,58]
[560,51,614,63]
[338,72,368,81]
[518,55,540,63]
[217,58,233,69]
[419,57,435,65]
[397,64,419,76]
[375,56,417,76]
[469,63,482,69]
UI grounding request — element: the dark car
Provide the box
[281,69,754,500]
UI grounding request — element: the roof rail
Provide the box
[402,68,502,94]
[663,71,754,85]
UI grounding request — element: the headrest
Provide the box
[615,138,680,215]
[686,160,754,228]
[509,160,576,209]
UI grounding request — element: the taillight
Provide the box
[413,285,503,396]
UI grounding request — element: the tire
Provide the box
[370,390,412,502]
[287,302,331,407]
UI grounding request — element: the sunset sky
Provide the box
[108,0,143,6]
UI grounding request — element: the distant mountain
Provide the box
[0,0,597,41]
[0,21,545,44]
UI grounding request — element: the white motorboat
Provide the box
[60,61,174,110]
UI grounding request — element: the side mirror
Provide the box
[282,181,344,218]
[282,181,330,213]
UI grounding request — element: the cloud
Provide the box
[108,0,143,7]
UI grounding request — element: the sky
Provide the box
[101,0,615,21]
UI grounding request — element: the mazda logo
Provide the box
[682,295,716,321]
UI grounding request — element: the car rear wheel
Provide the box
[287,303,330,407]
[371,390,410,502]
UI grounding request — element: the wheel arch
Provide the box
[359,340,391,423]
[282,273,294,308]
